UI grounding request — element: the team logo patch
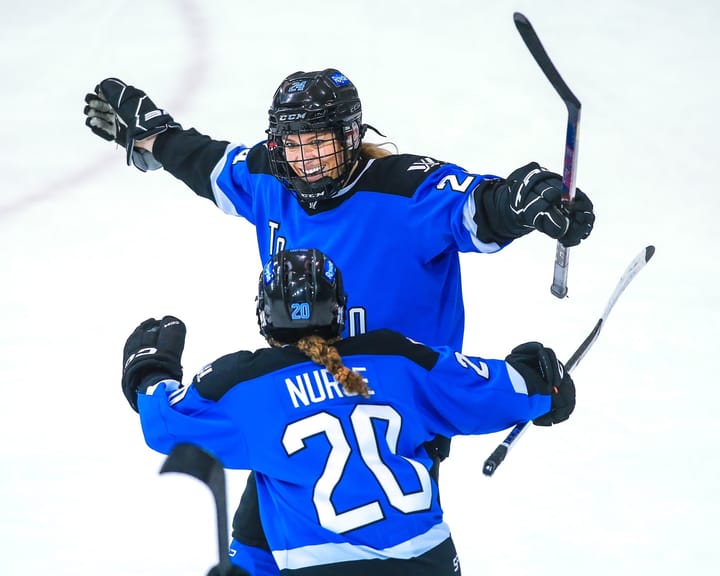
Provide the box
[324,259,336,282]
[329,72,350,87]
[263,261,275,285]
[408,157,441,173]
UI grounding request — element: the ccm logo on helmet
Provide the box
[278,113,307,121]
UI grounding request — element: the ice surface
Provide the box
[1,1,718,574]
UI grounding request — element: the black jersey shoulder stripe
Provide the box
[192,330,439,401]
[245,142,273,175]
[237,149,448,214]
[350,154,447,199]
[192,346,310,401]
[336,329,440,369]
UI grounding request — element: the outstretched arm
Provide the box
[84,78,181,171]
[421,340,575,436]
[472,162,595,247]
[84,78,232,201]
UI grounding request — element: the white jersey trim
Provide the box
[334,158,375,199]
[211,143,244,216]
[506,363,529,395]
[462,192,502,253]
[271,521,451,570]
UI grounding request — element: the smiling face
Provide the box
[282,131,344,183]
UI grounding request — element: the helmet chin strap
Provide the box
[293,175,338,205]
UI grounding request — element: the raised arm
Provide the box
[84,77,232,201]
[84,78,181,171]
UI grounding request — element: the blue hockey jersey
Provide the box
[154,132,509,349]
[138,330,551,572]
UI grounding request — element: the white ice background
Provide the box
[1,1,718,574]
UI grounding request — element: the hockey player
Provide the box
[122,248,576,576]
[85,69,594,574]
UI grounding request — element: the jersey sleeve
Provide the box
[152,129,271,224]
[205,142,272,223]
[136,379,251,469]
[417,345,552,436]
[421,163,530,249]
[407,160,510,259]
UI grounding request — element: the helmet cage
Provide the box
[256,249,346,343]
[267,69,365,204]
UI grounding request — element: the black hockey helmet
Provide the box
[267,68,365,205]
[257,248,346,343]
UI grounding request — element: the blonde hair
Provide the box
[360,141,396,159]
[295,335,369,397]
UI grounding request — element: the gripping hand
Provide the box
[122,316,186,412]
[486,162,595,246]
[84,78,180,171]
[506,341,575,426]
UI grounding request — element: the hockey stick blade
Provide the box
[565,245,655,370]
[482,245,656,477]
[160,443,232,573]
[513,12,582,298]
[513,13,581,110]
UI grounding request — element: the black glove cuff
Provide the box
[506,356,553,397]
[473,178,531,244]
[122,355,182,412]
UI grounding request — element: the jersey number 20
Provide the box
[282,404,433,533]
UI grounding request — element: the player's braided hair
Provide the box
[296,335,369,397]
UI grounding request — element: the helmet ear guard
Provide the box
[267,69,365,205]
[256,249,347,343]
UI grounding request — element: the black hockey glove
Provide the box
[84,78,181,171]
[506,341,575,426]
[424,434,451,462]
[122,316,186,412]
[483,162,595,247]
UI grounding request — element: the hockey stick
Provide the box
[513,12,581,299]
[160,443,233,575]
[482,245,656,476]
